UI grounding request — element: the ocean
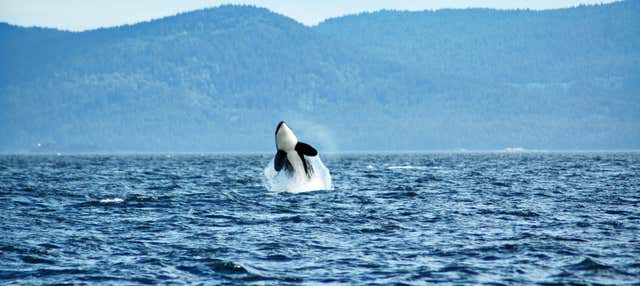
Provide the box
[1,152,638,285]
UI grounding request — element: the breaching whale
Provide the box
[274,121,318,178]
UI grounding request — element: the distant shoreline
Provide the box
[1,149,639,156]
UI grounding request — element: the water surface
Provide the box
[1,153,639,284]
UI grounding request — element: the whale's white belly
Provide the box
[287,151,305,177]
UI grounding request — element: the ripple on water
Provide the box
[0,153,638,285]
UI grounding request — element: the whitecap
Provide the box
[387,165,428,170]
[503,147,527,153]
[99,198,124,203]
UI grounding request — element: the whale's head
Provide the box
[275,121,297,151]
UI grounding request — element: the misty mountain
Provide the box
[1,1,639,152]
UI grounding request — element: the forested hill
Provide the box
[1,2,639,152]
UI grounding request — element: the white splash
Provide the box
[262,156,333,193]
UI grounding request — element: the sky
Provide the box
[0,0,620,31]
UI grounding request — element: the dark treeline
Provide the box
[1,1,639,152]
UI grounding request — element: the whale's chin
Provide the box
[275,123,297,151]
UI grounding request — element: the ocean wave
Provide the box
[387,165,428,170]
[98,198,124,203]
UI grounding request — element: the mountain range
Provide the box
[1,1,639,152]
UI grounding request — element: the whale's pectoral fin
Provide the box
[274,150,287,171]
[295,142,318,156]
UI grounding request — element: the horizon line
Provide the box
[2,149,639,156]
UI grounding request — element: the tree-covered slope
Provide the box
[315,0,640,149]
[1,6,386,152]
[1,2,639,152]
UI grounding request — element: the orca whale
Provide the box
[274,121,318,178]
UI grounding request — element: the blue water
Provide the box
[1,153,639,285]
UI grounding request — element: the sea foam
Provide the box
[262,156,332,193]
